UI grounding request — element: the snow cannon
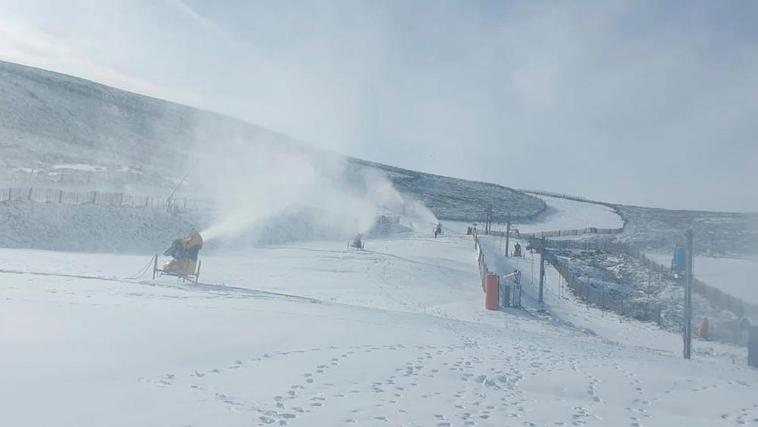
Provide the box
[512,242,523,257]
[153,230,203,283]
[348,233,365,250]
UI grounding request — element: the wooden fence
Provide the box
[0,187,204,211]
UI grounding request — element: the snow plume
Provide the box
[196,146,316,242]
[187,134,436,246]
[361,169,438,231]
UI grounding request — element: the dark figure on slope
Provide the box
[513,242,522,257]
[434,223,443,238]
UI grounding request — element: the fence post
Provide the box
[538,250,545,303]
[58,190,63,203]
[118,193,124,206]
[91,191,97,204]
[27,187,32,200]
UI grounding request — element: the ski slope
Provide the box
[2,233,758,427]
[447,195,623,236]
[514,195,624,234]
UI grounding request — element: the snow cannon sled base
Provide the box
[152,254,202,283]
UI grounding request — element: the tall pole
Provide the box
[484,207,489,235]
[683,229,694,360]
[505,215,511,257]
[538,249,545,303]
[485,205,492,235]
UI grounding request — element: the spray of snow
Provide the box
[361,169,438,231]
[188,134,436,245]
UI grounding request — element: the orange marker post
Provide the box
[484,274,499,310]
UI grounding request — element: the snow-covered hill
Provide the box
[0,60,543,222]
[0,200,193,253]
[615,205,758,257]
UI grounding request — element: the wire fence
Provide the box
[541,248,665,326]
[489,226,623,240]
[536,237,758,318]
[0,186,205,211]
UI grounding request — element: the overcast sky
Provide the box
[1,0,757,212]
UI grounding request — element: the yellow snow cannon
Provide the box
[153,230,203,283]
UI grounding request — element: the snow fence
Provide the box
[0,186,205,211]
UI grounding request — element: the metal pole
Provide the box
[505,215,511,257]
[539,250,545,303]
[486,206,492,235]
[683,229,693,360]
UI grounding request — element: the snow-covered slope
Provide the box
[2,232,757,426]
[0,200,195,253]
[0,60,543,221]
[615,205,758,257]
[0,60,290,180]
[514,194,623,234]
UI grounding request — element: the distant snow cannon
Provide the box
[153,230,203,283]
[369,214,410,237]
[348,233,365,250]
[376,215,401,226]
[512,242,523,257]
